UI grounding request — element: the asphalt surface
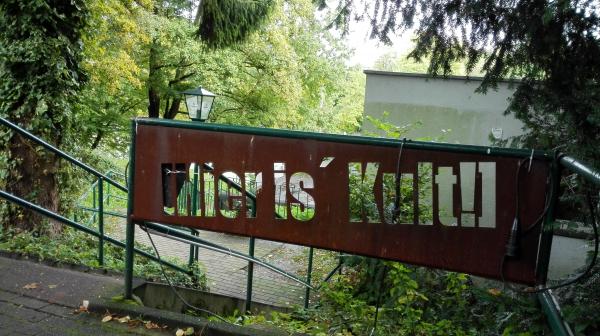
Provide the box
[0,255,171,335]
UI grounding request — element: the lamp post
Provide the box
[179,86,216,274]
[181,86,216,122]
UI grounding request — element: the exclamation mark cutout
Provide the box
[460,162,476,227]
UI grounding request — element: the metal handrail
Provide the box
[535,155,600,336]
[142,221,314,289]
[0,189,189,274]
[560,155,600,186]
[0,117,127,192]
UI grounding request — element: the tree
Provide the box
[205,0,364,132]
[0,0,88,234]
[373,50,485,76]
[317,0,600,167]
[75,0,362,155]
[77,0,149,151]
[145,0,276,119]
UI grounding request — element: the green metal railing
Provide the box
[536,155,600,336]
[0,117,189,275]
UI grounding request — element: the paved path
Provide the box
[0,290,169,336]
[105,214,311,307]
[132,228,309,307]
[0,256,170,336]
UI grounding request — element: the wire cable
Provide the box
[369,262,388,336]
[522,151,564,235]
[524,190,599,293]
[501,155,551,285]
[140,222,232,324]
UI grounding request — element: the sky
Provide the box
[343,19,415,69]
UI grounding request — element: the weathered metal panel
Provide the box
[131,122,550,284]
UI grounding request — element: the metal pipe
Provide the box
[560,155,600,186]
[189,164,199,269]
[322,263,342,284]
[0,117,127,192]
[538,291,574,336]
[0,188,189,275]
[142,223,313,289]
[245,237,255,312]
[78,206,126,219]
[92,184,97,225]
[135,118,553,160]
[536,157,561,284]
[98,177,104,266]
[124,121,137,299]
[108,194,129,201]
[106,171,112,206]
[304,247,314,309]
[77,179,99,204]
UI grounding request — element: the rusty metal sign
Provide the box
[130,119,552,284]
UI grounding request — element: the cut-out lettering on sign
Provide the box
[131,120,551,284]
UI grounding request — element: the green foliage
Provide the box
[76,0,363,153]
[205,0,364,132]
[0,0,89,233]
[348,114,433,224]
[240,260,547,335]
[0,228,208,290]
[558,267,600,335]
[199,0,276,48]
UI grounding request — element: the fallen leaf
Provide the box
[23,283,38,289]
[48,284,57,289]
[487,288,502,296]
[175,329,185,336]
[75,305,89,313]
[102,315,113,323]
[145,321,160,329]
[118,315,131,323]
[127,319,142,327]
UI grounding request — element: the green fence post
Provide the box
[304,247,314,309]
[124,120,136,300]
[189,164,199,268]
[245,237,255,313]
[92,183,97,225]
[537,156,561,284]
[98,176,104,266]
[106,171,111,206]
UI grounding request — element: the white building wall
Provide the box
[363,70,524,145]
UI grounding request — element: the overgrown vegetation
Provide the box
[230,259,547,335]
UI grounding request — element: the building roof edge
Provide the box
[363,70,520,84]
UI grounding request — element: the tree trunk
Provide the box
[3,111,62,235]
[91,129,103,150]
[148,87,161,118]
[148,39,161,118]
[165,98,182,119]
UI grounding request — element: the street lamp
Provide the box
[181,86,216,122]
